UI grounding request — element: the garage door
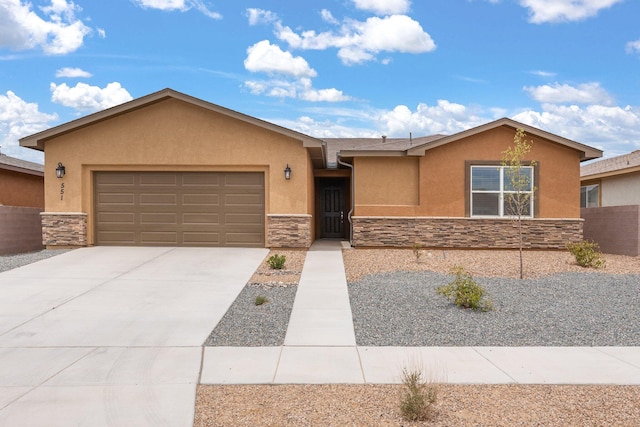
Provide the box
[94,172,264,247]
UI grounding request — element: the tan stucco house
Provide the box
[20,88,602,250]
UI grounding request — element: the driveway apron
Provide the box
[0,246,267,427]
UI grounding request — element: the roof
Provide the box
[19,88,327,168]
[0,154,44,176]
[580,150,640,180]
[336,118,602,164]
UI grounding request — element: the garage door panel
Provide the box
[182,194,219,205]
[95,172,264,247]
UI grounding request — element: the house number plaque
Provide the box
[60,182,65,200]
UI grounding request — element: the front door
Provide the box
[322,186,345,238]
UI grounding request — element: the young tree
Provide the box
[501,128,536,279]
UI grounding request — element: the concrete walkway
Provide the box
[201,240,640,386]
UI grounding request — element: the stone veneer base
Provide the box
[352,216,583,249]
[267,214,312,248]
[41,212,88,247]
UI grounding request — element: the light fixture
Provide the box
[55,162,66,179]
[284,164,291,180]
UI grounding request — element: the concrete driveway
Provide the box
[0,246,268,426]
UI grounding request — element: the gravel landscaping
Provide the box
[0,249,70,273]
[349,271,640,346]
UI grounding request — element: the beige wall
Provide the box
[0,169,44,208]
[601,172,640,206]
[354,126,582,218]
[353,156,420,216]
[43,98,313,245]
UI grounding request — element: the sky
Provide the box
[1,0,640,164]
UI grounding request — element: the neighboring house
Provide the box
[580,150,640,256]
[0,153,45,254]
[20,88,602,250]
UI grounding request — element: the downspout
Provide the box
[337,153,354,246]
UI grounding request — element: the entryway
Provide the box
[315,177,350,240]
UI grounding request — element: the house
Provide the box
[0,153,45,254]
[580,150,640,256]
[19,88,602,250]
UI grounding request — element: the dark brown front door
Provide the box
[322,186,345,238]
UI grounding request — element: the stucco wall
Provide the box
[601,172,640,206]
[0,206,44,255]
[42,98,313,246]
[353,126,581,218]
[582,206,640,256]
[0,169,44,208]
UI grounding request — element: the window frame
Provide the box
[580,182,600,208]
[465,161,538,218]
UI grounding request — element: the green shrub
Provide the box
[436,265,493,311]
[567,240,606,269]
[399,367,437,422]
[254,295,268,306]
[266,254,286,270]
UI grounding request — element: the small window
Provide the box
[471,165,534,217]
[580,184,599,208]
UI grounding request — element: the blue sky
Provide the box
[1,0,639,163]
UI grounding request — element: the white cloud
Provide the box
[244,40,317,78]
[320,9,339,25]
[0,0,92,55]
[50,82,133,112]
[379,100,485,136]
[246,8,278,26]
[0,91,57,161]
[352,0,410,15]
[55,67,92,78]
[276,15,436,65]
[132,0,221,19]
[245,77,350,103]
[626,39,640,55]
[530,70,557,77]
[523,82,614,105]
[520,0,623,24]
[513,104,640,155]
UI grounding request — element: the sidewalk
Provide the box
[200,241,640,385]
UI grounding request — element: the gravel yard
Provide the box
[0,249,70,273]
[196,248,640,427]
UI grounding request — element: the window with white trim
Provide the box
[580,184,599,208]
[470,165,534,217]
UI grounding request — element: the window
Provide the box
[580,184,599,208]
[471,165,534,217]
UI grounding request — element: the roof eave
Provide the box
[581,165,640,181]
[19,88,327,168]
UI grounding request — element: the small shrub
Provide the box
[399,366,437,422]
[266,254,286,270]
[412,242,423,262]
[436,265,493,311]
[254,295,268,306]
[567,240,606,269]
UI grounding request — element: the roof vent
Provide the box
[381,135,387,143]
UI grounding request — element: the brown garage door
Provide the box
[94,172,264,247]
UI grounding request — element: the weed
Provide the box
[567,240,606,269]
[266,254,286,270]
[412,242,423,262]
[254,295,268,306]
[399,366,438,422]
[436,265,493,311]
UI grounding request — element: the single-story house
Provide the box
[0,153,45,254]
[20,88,602,250]
[580,150,640,256]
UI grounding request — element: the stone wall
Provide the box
[41,212,88,247]
[581,206,640,256]
[267,214,312,248]
[0,206,44,255]
[352,216,583,249]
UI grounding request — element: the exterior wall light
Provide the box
[284,164,291,180]
[56,162,66,179]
